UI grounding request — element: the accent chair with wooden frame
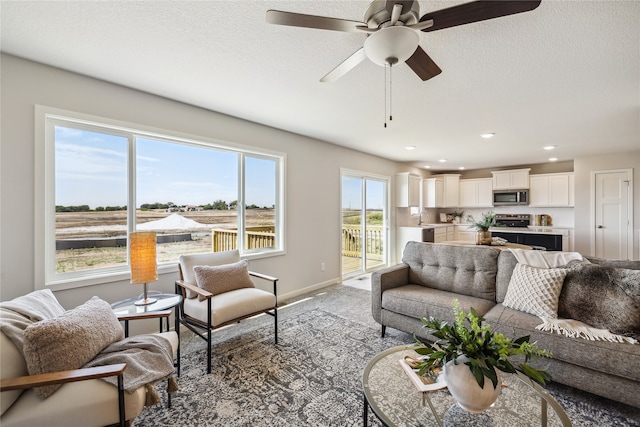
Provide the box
[175,250,278,374]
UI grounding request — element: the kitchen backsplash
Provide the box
[396,206,574,228]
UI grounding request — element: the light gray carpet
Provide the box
[134,281,640,426]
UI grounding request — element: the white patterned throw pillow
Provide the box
[503,263,569,319]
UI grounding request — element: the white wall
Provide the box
[0,54,415,309]
[574,151,640,259]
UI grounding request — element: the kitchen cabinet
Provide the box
[491,169,530,190]
[459,178,493,207]
[396,227,435,261]
[396,172,421,207]
[529,173,574,207]
[455,225,476,242]
[423,174,460,208]
[433,225,455,243]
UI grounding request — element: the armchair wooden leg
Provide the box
[381,325,386,338]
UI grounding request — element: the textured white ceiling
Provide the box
[2,0,639,171]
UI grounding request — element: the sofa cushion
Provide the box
[193,259,254,301]
[503,263,568,319]
[381,284,496,324]
[558,262,640,338]
[23,296,124,398]
[485,304,640,382]
[402,242,499,301]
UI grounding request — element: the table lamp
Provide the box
[129,231,158,306]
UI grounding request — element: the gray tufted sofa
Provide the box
[371,241,640,408]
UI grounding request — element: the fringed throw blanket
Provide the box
[509,249,639,345]
[536,318,637,344]
[84,334,178,406]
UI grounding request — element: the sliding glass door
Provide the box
[341,172,388,278]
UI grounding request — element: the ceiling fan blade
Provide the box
[320,48,367,83]
[405,46,442,81]
[266,10,364,33]
[418,1,542,32]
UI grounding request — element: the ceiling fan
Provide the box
[266,0,541,82]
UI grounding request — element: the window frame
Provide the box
[35,105,286,291]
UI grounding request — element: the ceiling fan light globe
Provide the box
[364,26,419,66]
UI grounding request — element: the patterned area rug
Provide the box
[134,284,640,426]
[135,308,404,426]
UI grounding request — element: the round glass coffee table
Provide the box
[362,345,572,427]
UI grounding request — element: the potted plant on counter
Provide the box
[413,300,552,413]
[466,211,496,245]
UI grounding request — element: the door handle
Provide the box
[597,225,604,229]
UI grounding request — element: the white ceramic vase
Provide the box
[443,356,501,413]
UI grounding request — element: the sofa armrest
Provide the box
[371,263,410,323]
[0,363,126,392]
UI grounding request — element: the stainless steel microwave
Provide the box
[492,189,529,206]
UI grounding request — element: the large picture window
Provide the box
[38,108,284,289]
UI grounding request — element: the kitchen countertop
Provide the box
[401,224,573,236]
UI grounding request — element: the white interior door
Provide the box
[593,170,633,259]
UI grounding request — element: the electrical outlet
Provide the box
[321,262,325,271]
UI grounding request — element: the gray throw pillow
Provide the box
[558,263,640,338]
[23,296,124,398]
[193,259,255,301]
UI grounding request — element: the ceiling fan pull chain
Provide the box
[389,62,393,122]
[384,64,388,128]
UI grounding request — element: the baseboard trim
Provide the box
[278,278,341,302]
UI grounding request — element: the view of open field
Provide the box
[55,209,275,273]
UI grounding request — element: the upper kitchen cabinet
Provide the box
[491,168,531,189]
[396,172,421,207]
[459,178,493,207]
[423,174,460,208]
[529,172,574,207]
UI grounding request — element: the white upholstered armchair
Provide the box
[0,290,179,427]
[175,250,278,373]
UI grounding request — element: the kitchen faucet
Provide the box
[418,210,430,226]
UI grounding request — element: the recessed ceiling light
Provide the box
[543,145,556,150]
[405,145,416,150]
[458,166,465,170]
[480,133,495,139]
[438,159,447,163]
[424,165,431,169]
[549,157,558,162]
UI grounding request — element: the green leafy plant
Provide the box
[466,211,496,231]
[452,210,464,218]
[413,300,552,389]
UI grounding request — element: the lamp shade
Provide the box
[129,231,157,284]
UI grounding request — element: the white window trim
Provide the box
[35,105,286,291]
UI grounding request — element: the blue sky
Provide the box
[341,176,385,211]
[55,126,276,209]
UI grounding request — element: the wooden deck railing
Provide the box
[341,225,384,260]
[212,227,276,252]
[213,225,384,261]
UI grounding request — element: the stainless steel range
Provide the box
[494,214,530,228]
[492,214,562,251]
